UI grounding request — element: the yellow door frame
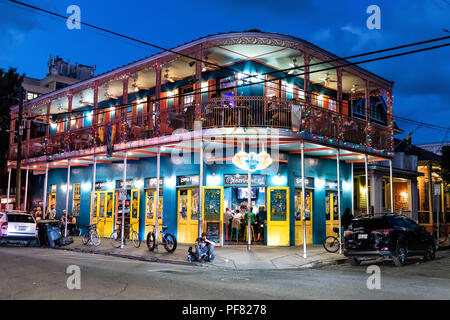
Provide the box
[294,189,313,245]
[177,187,199,244]
[202,186,224,246]
[130,189,140,236]
[105,191,115,238]
[97,191,107,237]
[325,191,339,237]
[145,189,163,237]
[267,187,290,246]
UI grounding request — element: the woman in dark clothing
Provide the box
[342,208,354,231]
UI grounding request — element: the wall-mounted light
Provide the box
[82,182,91,191]
[316,177,325,190]
[271,173,286,186]
[207,173,221,186]
[61,184,72,192]
[342,180,352,191]
[106,181,115,190]
[134,179,144,188]
[166,175,177,188]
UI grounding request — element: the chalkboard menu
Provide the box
[203,188,222,221]
[205,222,220,244]
[270,189,287,222]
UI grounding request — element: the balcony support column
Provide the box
[90,156,97,225]
[365,79,371,147]
[194,47,203,121]
[6,167,11,211]
[336,149,342,253]
[64,159,71,238]
[303,52,311,131]
[155,64,162,136]
[24,165,29,211]
[67,92,73,132]
[42,163,48,219]
[365,154,370,215]
[301,142,307,258]
[121,75,129,141]
[336,68,342,114]
[120,153,128,249]
[155,147,161,242]
[390,159,394,213]
[92,83,99,147]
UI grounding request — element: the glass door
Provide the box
[294,189,313,245]
[267,187,290,246]
[325,191,339,237]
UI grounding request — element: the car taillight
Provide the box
[371,229,393,235]
[344,230,353,237]
[0,222,8,236]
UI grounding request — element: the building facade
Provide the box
[8,31,395,246]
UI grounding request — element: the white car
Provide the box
[0,212,38,246]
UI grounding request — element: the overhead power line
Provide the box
[9,0,450,138]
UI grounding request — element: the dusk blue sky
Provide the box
[1,0,449,145]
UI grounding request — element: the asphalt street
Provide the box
[0,246,449,300]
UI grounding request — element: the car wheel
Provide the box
[349,257,361,266]
[393,244,407,267]
[423,242,436,261]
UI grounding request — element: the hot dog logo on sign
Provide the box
[232,151,272,172]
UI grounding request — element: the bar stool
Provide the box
[243,225,255,242]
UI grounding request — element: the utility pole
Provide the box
[15,87,24,211]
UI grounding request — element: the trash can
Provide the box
[37,220,62,247]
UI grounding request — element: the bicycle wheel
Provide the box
[81,230,89,245]
[163,233,177,253]
[131,230,141,248]
[146,232,155,251]
[323,236,340,253]
[110,231,122,248]
[91,230,101,247]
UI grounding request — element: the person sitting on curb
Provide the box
[187,232,215,262]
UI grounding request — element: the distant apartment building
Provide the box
[22,56,95,101]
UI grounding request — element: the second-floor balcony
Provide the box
[10,95,392,162]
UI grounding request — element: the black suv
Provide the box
[344,214,435,267]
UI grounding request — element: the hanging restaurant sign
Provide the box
[117,179,133,189]
[294,177,315,189]
[224,174,266,186]
[232,151,272,172]
[177,175,199,186]
[145,177,164,189]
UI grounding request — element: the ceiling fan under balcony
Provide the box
[288,57,303,75]
[318,72,337,86]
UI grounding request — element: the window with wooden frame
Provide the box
[56,119,65,133]
[72,183,81,217]
[265,75,280,98]
[180,86,194,110]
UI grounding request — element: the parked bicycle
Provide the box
[146,224,177,253]
[110,222,140,248]
[82,223,101,246]
[323,227,342,253]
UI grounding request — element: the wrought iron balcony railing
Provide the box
[9,96,392,161]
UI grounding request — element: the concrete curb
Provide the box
[51,245,348,271]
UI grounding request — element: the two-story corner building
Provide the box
[8,31,395,247]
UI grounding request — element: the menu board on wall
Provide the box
[270,189,287,222]
[203,188,222,221]
[205,222,220,244]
